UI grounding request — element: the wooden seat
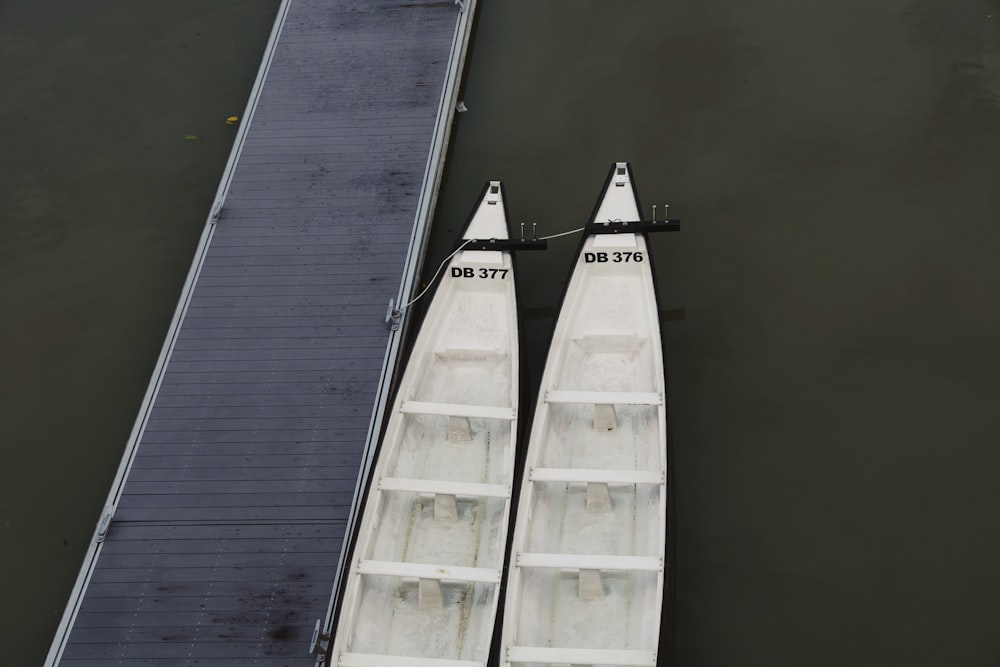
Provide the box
[530,468,663,513]
[399,401,515,421]
[505,646,657,666]
[378,477,509,520]
[528,467,663,485]
[545,391,660,430]
[378,477,510,498]
[357,559,501,583]
[544,389,662,406]
[516,553,660,600]
[515,553,662,572]
[358,559,500,609]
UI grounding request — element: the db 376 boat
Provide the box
[499,163,671,667]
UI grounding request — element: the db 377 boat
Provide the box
[330,182,521,667]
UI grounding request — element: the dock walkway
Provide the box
[46,0,474,664]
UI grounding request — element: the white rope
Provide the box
[395,226,585,316]
[537,226,585,241]
[397,238,474,313]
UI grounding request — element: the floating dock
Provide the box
[45,0,476,664]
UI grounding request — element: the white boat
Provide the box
[330,182,520,667]
[499,163,669,667]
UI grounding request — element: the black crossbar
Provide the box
[585,219,680,234]
[455,238,549,251]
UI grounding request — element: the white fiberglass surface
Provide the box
[350,577,498,659]
[336,241,517,664]
[545,238,660,397]
[410,280,514,409]
[514,567,661,652]
[531,401,661,532]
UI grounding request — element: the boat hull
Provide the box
[501,164,668,666]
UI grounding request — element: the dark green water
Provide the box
[4,0,999,665]
[0,1,279,663]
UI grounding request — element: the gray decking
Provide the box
[48,0,471,664]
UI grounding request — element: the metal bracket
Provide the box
[95,506,113,543]
[309,619,330,654]
[455,0,466,12]
[385,299,401,331]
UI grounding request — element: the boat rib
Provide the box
[330,182,520,666]
[500,163,669,666]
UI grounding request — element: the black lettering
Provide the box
[584,252,597,263]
